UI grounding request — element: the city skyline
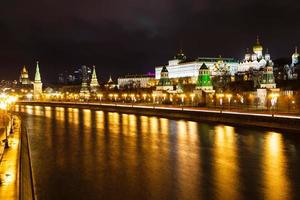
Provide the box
[0,0,300,81]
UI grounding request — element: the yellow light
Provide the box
[217,93,224,98]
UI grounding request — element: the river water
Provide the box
[15,105,300,200]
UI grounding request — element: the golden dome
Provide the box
[21,66,28,74]
[253,36,263,52]
[292,47,299,58]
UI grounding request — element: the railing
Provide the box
[19,123,36,200]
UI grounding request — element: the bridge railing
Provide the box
[19,122,36,200]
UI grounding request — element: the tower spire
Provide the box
[256,35,260,44]
[295,46,298,54]
[34,61,41,83]
[90,65,99,87]
[33,60,43,98]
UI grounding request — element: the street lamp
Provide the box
[269,93,279,116]
[0,95,17,148]
[226,93,232,110]
[180,94,186,105]
[113,94,118,101]
[142,93,147,101]
[217,93,224,113]
[152,94,156,104]
[97,93,103,102]
[190,93,195,105]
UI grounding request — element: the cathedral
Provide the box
[19,66,32,85]
[238,37,272,73]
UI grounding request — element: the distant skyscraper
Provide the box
[33,61,43,97]
[80,65,90,96]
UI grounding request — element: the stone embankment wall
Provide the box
[17,102,300,132]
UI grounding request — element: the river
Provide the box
[15,105,300,200]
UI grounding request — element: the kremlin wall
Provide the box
[4,37,300,113]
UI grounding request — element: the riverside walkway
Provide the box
[0,114,20,200]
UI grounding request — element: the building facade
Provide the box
[155,52,238,80]
[118,74,155,89]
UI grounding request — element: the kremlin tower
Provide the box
[260,61,276,89]
[33,61,43,98]
[156,66,173,91]
[90,66,100,92]
[195,63,213,91]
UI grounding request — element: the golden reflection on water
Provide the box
[25,105,33,115]
[108,112,120,134]
[14,105,19,112]
[33,106,43,116]
[95,111,104,131]
[140,116,149,135]
[122,114,129,135]
[72,108,79,125]
[55,107,65,121]
[263,132,291,200]
[177,120,201,199]
[213,125,239,200]
[45,106,52,118]
[83,109,91,128]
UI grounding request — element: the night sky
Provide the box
[0,0,300,83]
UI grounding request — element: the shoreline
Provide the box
[16,101,300,133]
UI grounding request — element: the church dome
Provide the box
[292,47,299,59]
[174,49,187,61]
[253,36,263,52]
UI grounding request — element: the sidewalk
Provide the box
[0,115,20,200]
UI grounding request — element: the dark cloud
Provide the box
[0,0,299,82]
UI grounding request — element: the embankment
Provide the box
[17,101,300,132]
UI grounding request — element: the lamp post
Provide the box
[190,94,195,106]
[180,94,186,106]
[269,93,279,117]
[226,93,232,110]
[142,93,147,101]
[217,93,224,113]
[0,95,17,148]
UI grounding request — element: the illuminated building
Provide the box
[79,65,90,96]
[285,47,300,80]
[117,73,155,89]
[155,51,239,80]
[105,76,118,90]
[238,37,272,72]
[260,61,276,89]
[19,66,31,85]
[195,63,214,91]
[33,61,43,97]
[156,66,174,91]
[292,47,299,67]
[90,66,100,92]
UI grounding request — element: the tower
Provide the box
[19,66,31,85]
[90,66,100,91]
[156,66,173,91]
[260,61,276,89]
[292,47,299,66]
[196,63,213,91]
[33,61,43,98]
